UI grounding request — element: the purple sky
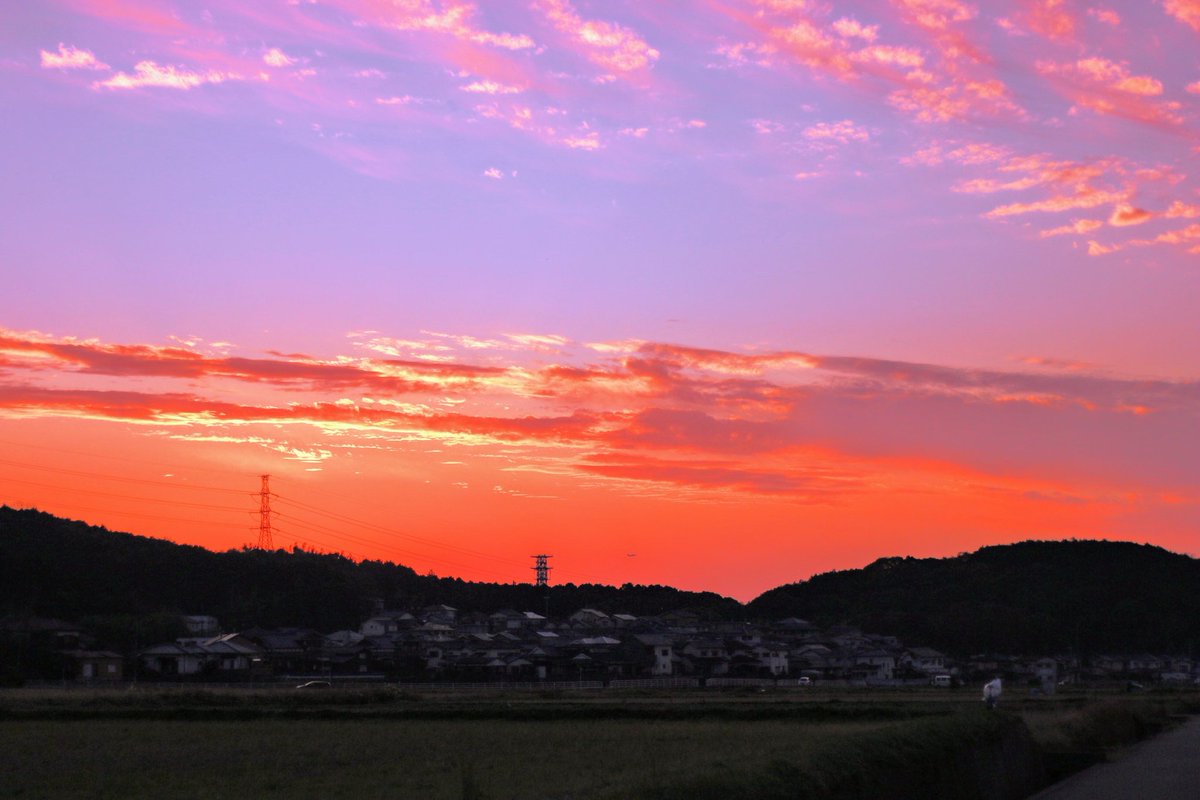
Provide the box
[0,0,1197,598]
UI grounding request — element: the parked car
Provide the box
[296,680,332,689]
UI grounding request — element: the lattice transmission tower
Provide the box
[257,474,274,550]
[531,554,553,587]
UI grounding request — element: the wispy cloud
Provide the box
[2,328,1195,501]
[96,61,243,90]
[533,0,660,74]
[40,44,109,71]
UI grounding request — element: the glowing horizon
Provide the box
[1,0,1197,601]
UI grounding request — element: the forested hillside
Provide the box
[6,506,1195,657]
[749,540,1200,655]
[0,506,740,633]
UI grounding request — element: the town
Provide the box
[9,603,1197,692]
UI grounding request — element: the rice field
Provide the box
[0,686,1190,799]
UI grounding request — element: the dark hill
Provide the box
[748,540,1200,655]
[0,506,741,632]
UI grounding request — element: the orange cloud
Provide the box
[1164,0,1200,32]
[1108,204,1153,226]
[4,329,1196,510]
[1035,58,1182,126]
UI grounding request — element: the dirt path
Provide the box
[1030,715,1200,799]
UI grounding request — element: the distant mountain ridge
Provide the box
[0,506,740,631]
[748,539,1200,655]
[3,506,1195,655]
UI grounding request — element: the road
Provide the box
[1030,715,1200,800]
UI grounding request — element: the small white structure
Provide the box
[983,678,1002,709]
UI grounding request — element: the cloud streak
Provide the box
[2,328,1195,501]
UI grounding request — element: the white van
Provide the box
[931,674,952,687]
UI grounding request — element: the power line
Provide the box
[0,456,247,495]
[272,494,531,570]
[0,476,250,512]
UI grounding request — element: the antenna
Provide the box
[257,474,273,550]
[531,554,552,587]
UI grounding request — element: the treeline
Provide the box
[0,506,741,634]
[6,506,1198,657]
[748,540,1200,655]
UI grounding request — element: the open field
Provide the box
[0,687,1194,799]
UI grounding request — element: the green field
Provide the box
[0,687,1190,799]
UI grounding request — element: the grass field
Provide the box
[0,687,1192,799]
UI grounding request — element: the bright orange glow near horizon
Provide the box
[1,327,1195,601]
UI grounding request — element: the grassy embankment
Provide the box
[0,687,1192,799]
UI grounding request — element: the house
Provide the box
[633,634,674,676]
[241,627,324,674]
[64,650,124,682]
[488,610,547,632]
[569,609,613,629]
[360,613,415,637]
[680,639,730,677]
[182,615,220,636]
[904,647,948,674]
[139,634,262,677]
[753,643,789,677]
[852,649,896,681]
[420,605,458,625]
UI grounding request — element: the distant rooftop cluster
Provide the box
[6,607,1196,689]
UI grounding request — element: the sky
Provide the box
[0,0,1198,602]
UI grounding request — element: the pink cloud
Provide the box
[342,0,535,50]
[891,0,976,31]
[57,0,189,34]
[803,119,870,144]
[262,48,297,68]
[1018,0,1078,41]
[832,18,879,41]
[1087,222,1200,255]
[534,0,660,73]
[460,79,523,94]
[40,44,109,71]
[1088,7,1121,25]
[1166,200,1200,218]
[96,60,242,90]
[1039,218,1104,237]
[890,80,1020,122]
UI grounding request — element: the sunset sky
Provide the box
[1,0,1197,601]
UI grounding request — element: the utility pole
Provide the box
[257,474,273,550]
[531,554,552,588]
